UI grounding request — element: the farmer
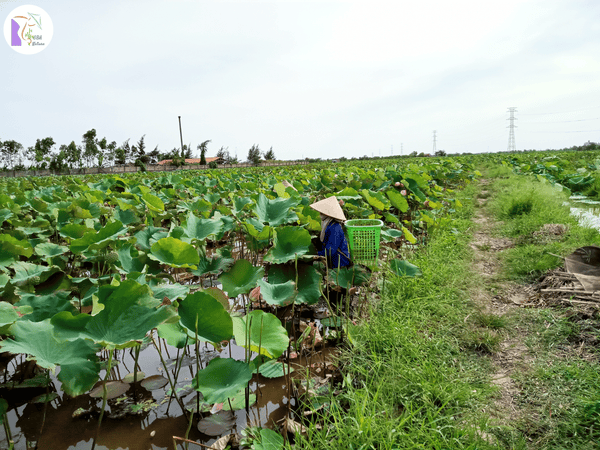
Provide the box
[310,196,351,268]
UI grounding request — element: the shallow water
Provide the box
[569,195,600,230]
[0,326,336,450]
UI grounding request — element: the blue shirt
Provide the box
[318,222,351,268]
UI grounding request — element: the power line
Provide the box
[507,107,517,151]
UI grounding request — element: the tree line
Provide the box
[0,130,277,171]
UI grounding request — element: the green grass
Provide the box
[291,184,502,449]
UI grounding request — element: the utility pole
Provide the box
[507,107,517,152]
[401,143,403,155]
[391,145,393,156]
[433,130,437,154]
[178,116,184,159]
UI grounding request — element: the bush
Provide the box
[208,161,218,169]
[507,197,533,217]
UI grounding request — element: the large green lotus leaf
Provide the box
[256,279,296,307]
[402,226,417,244]
[133,227,168,251]
[116,243,146,273]
[268,263,321,305]
[386,189,409,213]
[404,178,427,201]
[328,266,371,289]
[182,212,224,242]
[156,321,189,348]
[0,234,34,262]
[380,227,404,243]
[243,220,272,240]
[191,254,234,277]
[253,193,299,226]
[232,310,288,359]
[34,242,69,259]
[113,207,140,225]
[11,262,62,287]
[149,237,199,269]
[361,189,390,211]
[0,302,20,335]
[142,192,165,212]
[192,358,252,404]
[178,291,232,343]
[15,291,75,322]
[150,283,190,302]
[390,259,422,277]
[296,205,321,232]
[0,209,13,225]
[0,320,100,397]
[70,221,127,254]
[336,187,362,200]
[58,223,92,239]
[263,226,312,264]
[218,259,264,298]
[51,280,177,349]
[233,197,253,216]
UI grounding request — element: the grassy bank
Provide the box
[292,182,500,449]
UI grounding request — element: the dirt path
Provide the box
[469,181,533,429]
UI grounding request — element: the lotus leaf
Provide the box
[89,381,130,399]
[0,320,100,397]
[361,189,390,211]
[51,280,177,349]
[253,193,299,226]
[258,359,293,378]
[58,223,92,239]
[386,189,409,213]
[192,358,252,404]
[218,259,264,298]
[157,321,189,348]
[200,287,230,311]
[256,279,296,307]
[264,226,312,264]
[150,283,190,302]
[142,192,165,212]
[34,242,69,259]
[148,237,199,269]
[222,391,257,410]
[233,197,253,216]
[0,302,20,335]
[70,221,127,254]
[0,209,12,225]
[232,310,288,359]
[328,266,370,289]
[141,374,169,390]
[134,226,168,251]
[197,410,236,436]
[178,291,233,343]
[268,263,321,305]
[122,371,145,383]
[390,259,422,277]
[191,254,234,277]
[16,291,74,322]
[116,243,146,273]
[11,262,62,287]
[182,212,224,242]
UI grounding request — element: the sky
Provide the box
[3,0,600,161]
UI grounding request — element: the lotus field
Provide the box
[0,159,478,448]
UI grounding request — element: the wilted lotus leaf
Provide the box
[390,259,422,277]
[182,212,224,242]
[148,237,199,269]
[70,220,127,254]
[255,279,296,307]
[192,358,252,404]
[218,259,264,298]
[253,193,299,226]
[140,374,169,390]
[51,280,177,349]
[122,372,145,383]
[178,291,233,343]
[197,410,236,437]
[0,320,100,397]
[89,381,130,399]
[263,226,312,264]
[268,263,321,305]
[232,310,288,359]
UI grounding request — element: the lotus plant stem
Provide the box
[151,336,188,419]
[194,317,200,424]
[245,316,253,412]
[184,408,194,450]
[92,348,114,450]
[166,344,186,413]
[173,436,216,449]
[133,344,141,401]
[39,369,50,436]
[255,316,264,397]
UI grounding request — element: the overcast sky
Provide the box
[3,0,600,160]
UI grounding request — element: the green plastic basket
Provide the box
[345,219,384,266]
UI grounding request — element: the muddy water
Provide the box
[0,328,337,450]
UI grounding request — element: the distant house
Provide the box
[157,157,224,165]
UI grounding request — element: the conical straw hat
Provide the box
[310,196,346,222]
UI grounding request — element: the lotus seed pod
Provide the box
[70,285,80,294]
[106,252,119,264]
[30,276,41,285]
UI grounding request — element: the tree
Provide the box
[264,146,275,161]
[29,137,56,169]
[62,141,82,170]
[216,146,230,164]
[1,140,24,169]
[82,129,99,168]
[434,150,447,156]
[132,135,151,165]
[197,140,211,165]
[247,144,261,166]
